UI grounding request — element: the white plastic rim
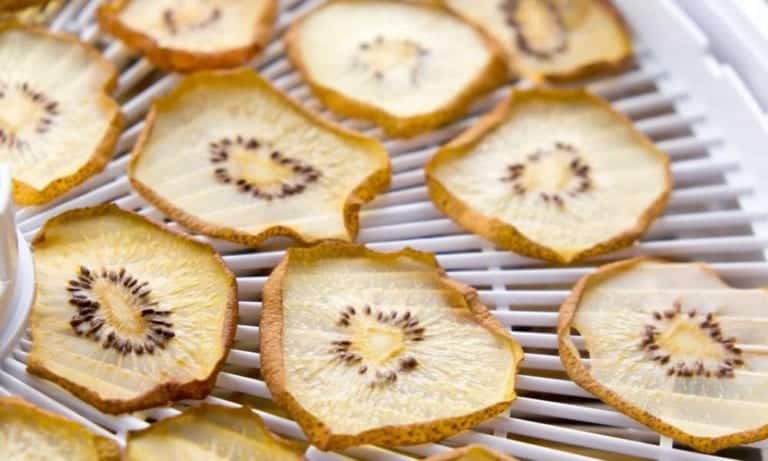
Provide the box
[0,165,15,282]
[0,231,34,361]
[0,165,34,360]
[2,1,768,460]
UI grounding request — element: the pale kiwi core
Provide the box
[571,261,768,438]
[278,253,520,435]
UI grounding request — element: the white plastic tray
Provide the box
[2,1,768,460]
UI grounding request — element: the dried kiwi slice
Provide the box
[286,0,507,137]
[125,404,305,460]
[98,0,277,72]
[129,68,390,246]
[445,0,631,82]
[559,258,768,453]
[0,26,121,205]
[0,396,121,460]
[27,205,237,414]
[261,242,524,450]
[426,445,519,461]
[426,88,671,264]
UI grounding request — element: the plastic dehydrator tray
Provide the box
[2,0,768,460]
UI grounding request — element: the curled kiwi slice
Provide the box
[286,0,507,137]
[426,445,519,461]
[27,205,237,414]
[559,258,768,453]
[445,0,632,82]
[0,26,122,205]
[98,0,277,72]
[129,68,390,247]
[0,396,121,460]
[261,242,523,450]
[125,404,305,460]
[426,88,671,264]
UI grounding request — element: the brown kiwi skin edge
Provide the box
[97,0,279,73]
[285,0,509,138]
[260,241,524,450]
[27,204,239,415]
[558,257,768,453]
[425,87,672,264]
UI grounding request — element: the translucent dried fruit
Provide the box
[261,242,524,450]
[125,404,305,460]
[426,88,670,264]
[445,0,632,82]
[0,396,121,460]
[286,0,507,137]
[98,0,277,72]
[0,26,121,205]
[28,204,237,414]
[129,68,390,246]
[426,445,519,460]
[559,258,768,453]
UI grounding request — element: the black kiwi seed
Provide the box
[66,265,174,355]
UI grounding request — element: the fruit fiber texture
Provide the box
[125,405,305,460]
[0,396,121,460]
[560,258,768,452]
[287,0,507,137]
[129,68,390,247]
[28,205,237,414]
[261,242,524,449]
[427,87,670,263]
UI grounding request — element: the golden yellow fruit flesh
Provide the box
[427,88,670,263]
[126,405,305,461]
[261,243,523,449]
[0,396,120,460]
[27,205,237,414]
[129,68,390,246]
[445,0,631,81]
[560,258,768,453]
[287,0,506,136]
[425,444,520,460]
[98,0,276,72]
[0,26,120,205]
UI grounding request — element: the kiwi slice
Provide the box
[0,396,121,460]
[445,0,632,82]
[426,88,671,264]
[98,0,277,72]
[559,258,768,453]
[286,0,507,137]
[27,205,237,414]
[0,26,122,205]
[129,68,390,247]
[125,404,305,460]
[260,242,524,450]
[426,445,519,461]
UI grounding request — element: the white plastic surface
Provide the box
[0,166,34,361]
[676,0,768,114]
[2,1,768,460]
[0,165,15,284]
